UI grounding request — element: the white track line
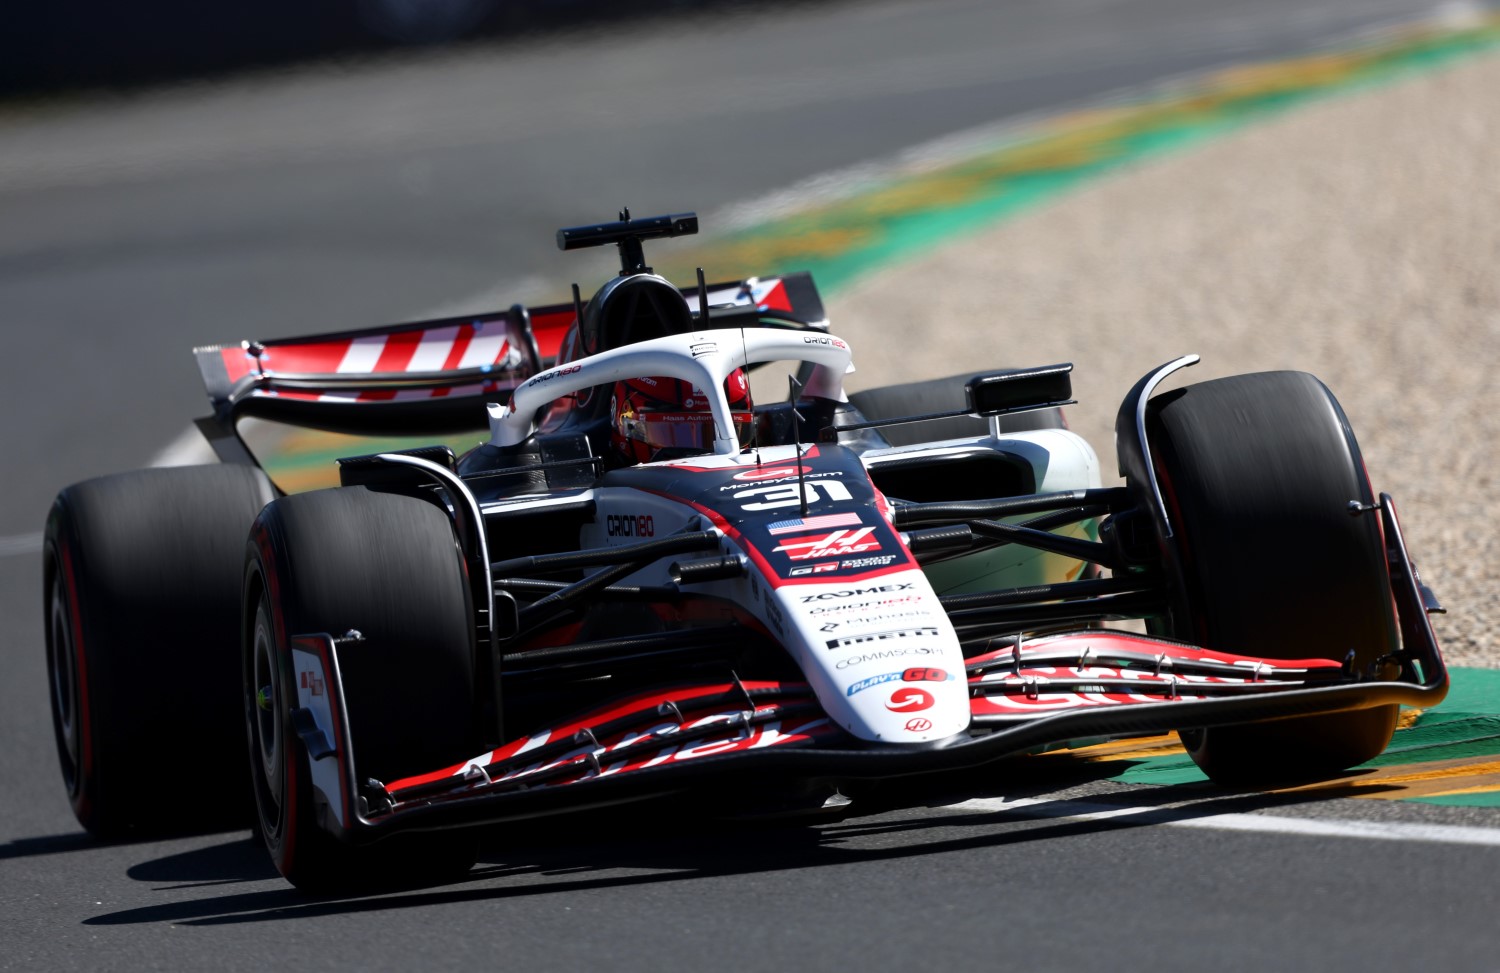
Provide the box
[3,406,221,558]
[0,532,43,558]
[941,796,1500,847]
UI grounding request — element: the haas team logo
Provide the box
[886,687,934,713]
[773,527,879,561]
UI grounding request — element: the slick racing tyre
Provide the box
[848,372,1066,447]
[245,486,478,892]
[44,464,276,837]
[1147,371,1400,785]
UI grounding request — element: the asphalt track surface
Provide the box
[3,1,1498,969]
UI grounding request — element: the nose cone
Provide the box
[775,568,971,743]
[835,660,970,742]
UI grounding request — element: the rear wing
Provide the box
[193,272,826,457]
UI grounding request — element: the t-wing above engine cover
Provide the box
[966,363,1074,416]
[821,364,1076,442]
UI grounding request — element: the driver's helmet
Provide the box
[610,369,754,464]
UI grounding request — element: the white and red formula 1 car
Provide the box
[44,211,1446,890]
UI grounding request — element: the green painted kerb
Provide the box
[658,18,1500,296]
[1108,667,1500,805]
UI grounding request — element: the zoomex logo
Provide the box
[800,582,912,604]
[606,514,655,538]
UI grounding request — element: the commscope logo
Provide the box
[835,647,941,669]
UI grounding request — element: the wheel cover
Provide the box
[250,602,286,839]
[47,569,81,795]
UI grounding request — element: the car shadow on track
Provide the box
[123,833,281,889]
[78,759,1395,928]
[0,821,265,865]
[0,831,102,862]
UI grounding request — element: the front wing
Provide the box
[287,495,1446,843]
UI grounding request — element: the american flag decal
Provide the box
[766,512,862,536]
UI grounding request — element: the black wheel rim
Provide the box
[250,600,286,840]
[47,567,82,797]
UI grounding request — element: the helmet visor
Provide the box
[623,410,755,455]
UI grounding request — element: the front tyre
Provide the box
[244,486,478,892]
[1148,371,1400,784]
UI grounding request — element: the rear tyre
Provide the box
[244,487,478,892]
[1147,371,1399,785]
[848,372,1065,447]
[44,464,276,837]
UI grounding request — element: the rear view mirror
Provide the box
[965,364,1074,416]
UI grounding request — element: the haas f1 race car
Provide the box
[44,211,1447,890]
